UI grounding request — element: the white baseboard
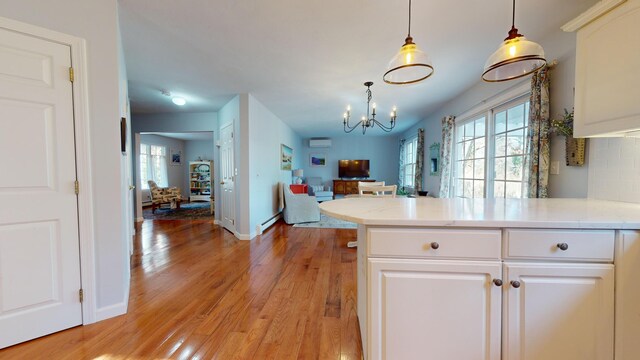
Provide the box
[234,231,252,241]
[94,301,128,322]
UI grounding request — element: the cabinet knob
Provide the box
[510,280,521,289]
[493,279,503,287]
[430,242,439,250]
[557,243,569,251]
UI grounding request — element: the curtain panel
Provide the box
[415,128,425,191]
[526,67,551,198]
[439,116,456,198]
[398,138,406,189]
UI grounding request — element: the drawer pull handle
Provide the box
[430,242,440,250]
[510,280,521,289]
[557,243,569,251]
[493,279,503,287]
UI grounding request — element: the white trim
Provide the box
[94,301,128,322]
[456,81,530,122]
[234,231,253,241]
[0,16,98,324]
[562,0,626,32]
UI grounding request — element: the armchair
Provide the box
[148,180,182,213]
[281,183,321,224]
[307,177,333,202]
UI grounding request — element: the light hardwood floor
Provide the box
[0,219,363,359]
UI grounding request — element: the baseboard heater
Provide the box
[257,212,282,235]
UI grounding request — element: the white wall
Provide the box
[401,30,589,198]
[300,136,400,189]
[248,95,303,238]
[588,138,640,203]
[139,134,187,196]
[0,0,128,319]
[132,112,218,220]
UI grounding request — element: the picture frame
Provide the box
[170,148,182,165]
[309,153,326,167]
[120,117,127,154]
[281,144,293,171]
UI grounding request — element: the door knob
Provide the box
[510,280,521,288]
[129,185,135,190]
[220,181,225,185]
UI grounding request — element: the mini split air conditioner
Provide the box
[309,138,332,148]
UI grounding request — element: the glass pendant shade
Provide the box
[482,35,546,82]
[384,37,434,85]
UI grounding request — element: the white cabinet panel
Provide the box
[503,262,614,360]
[368,258,501,360]
[574,0,640,137]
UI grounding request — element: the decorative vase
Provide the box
[565,136,586,166]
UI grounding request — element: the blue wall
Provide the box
[299,135,400,188]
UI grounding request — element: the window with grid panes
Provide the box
[403,137,418,188]
[452,95,530,198]
[140,144,168,189]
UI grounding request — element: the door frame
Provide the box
[0,17,97,323]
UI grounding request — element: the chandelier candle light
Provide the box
[343,82,397,134]
[482,0,546,82]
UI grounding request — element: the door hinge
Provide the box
[69,67,74,82]
[79,289,84,303]
[74,180,79,195]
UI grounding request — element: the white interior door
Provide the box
[220,123,236,233]
[0,27,82,348]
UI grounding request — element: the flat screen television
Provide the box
[339,159,370,178]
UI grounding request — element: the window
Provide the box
[402,137,418,188]
[140,144,168,189]
[452,96,530,198]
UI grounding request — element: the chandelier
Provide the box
[343,82,397,134]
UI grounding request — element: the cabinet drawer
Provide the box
[504,229,615,262]
[368,228,501,260]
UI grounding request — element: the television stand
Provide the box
[333,179,376,198]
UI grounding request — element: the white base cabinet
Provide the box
[368,259,502,360]
[503,262,614,360]
[362,227,620,360]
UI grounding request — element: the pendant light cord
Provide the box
[511,0,516,29]
[408,0,412,37]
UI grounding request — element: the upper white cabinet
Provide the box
[564,0,640,137]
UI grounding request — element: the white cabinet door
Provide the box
[574,0,640,137]
[503,262,614,360]
[368,258,502,360]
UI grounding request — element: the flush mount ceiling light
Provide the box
[171,97,186,106]
[343,81,397,134]
[161,90,187,106]
[383,0,434,85]
[482,0,546,82]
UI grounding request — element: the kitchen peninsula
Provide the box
[320,198,640,360]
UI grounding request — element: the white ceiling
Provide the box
[143,132,214,141]
[119,0,597,137]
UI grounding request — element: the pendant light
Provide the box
[383,0,434,85]
[482,0,546,82]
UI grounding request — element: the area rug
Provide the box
[143,202,213,220]
[293,214,357,229]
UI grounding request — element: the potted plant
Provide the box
[551,109,586,166]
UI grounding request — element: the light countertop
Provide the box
[319,198,640,229]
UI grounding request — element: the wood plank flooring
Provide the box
[0,219,363,359]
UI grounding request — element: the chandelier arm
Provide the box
[344,120,363,133]
[370,119,396,132]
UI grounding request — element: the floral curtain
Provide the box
[414,128,425,191]
[398,138,406,189]
[439,116,456,198]
[526,67,550,198]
